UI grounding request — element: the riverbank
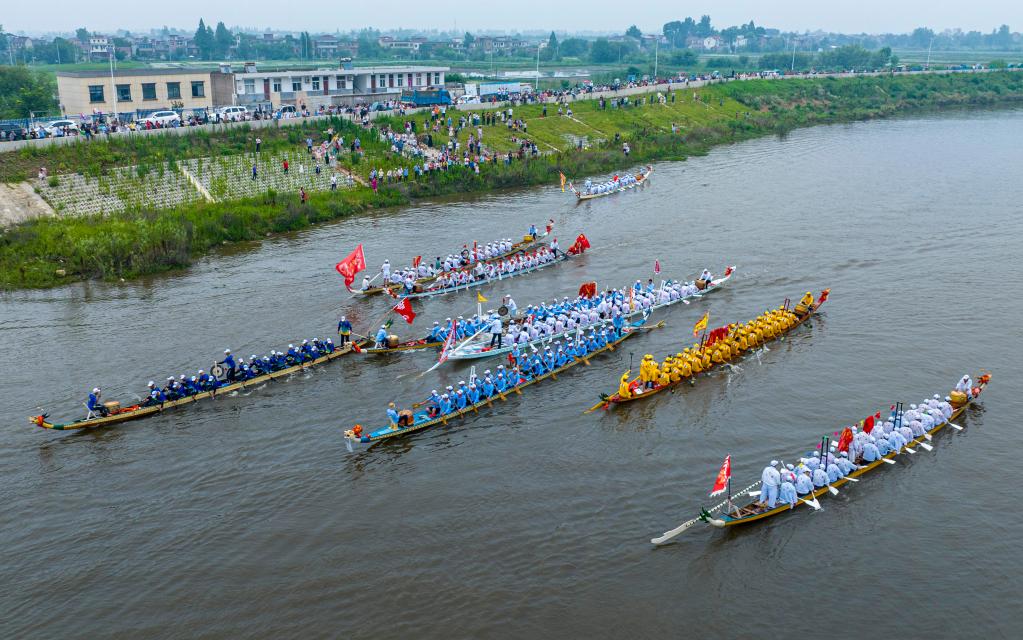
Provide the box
[2,71,1022,289]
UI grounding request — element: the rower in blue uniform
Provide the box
[386,402,400,427]
[337,316,353,346]
[219,349,236,380]
[87,388,108,417]
[142,381,167,406]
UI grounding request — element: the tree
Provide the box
[663,18,696,48]
[668,49,698,66]
[993,24,1012,49]
[625,25,642,40]
[194,19,215,59]
[463,32,475,49]
[541,31,560,61]
[560,38,589,57]
[214,22,233,58]
[695,15,714,38]
[75,27,90,43]
[910,27,935,48]
[0,66,58,118]
[589,38,618,63]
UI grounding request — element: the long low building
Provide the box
[231,62,449,108]
[56,69,235,117]
[55,62,449,118]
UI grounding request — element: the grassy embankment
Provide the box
[2,71,1022,289]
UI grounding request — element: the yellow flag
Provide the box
[692,312,709,337]
[559,172,566,192]
[477,291,488,303]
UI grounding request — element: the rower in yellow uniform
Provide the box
[618,371,633,399]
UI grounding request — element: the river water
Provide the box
[2,109,1022,638]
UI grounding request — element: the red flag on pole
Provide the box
[437,318,458,365]
[335,244,366,292]
[709,455,732,497]
[863,414,876,433]
[654,259,661,274]
[392,298,416,324]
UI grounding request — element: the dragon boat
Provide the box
[343,319,660,451]
[29,342,360,431]
[588,289,827,412]
[650,373,991,544]
[446,266,735,362]
[401,250,580,301]
[358,232,549,296]
[572,165,653,201]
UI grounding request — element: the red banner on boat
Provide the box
[578,282,597,299]
[709,455,731,497]
[335,244,366,292]
[837,427,854,453]
[654,259,661,274]
[568,233,591,255]
[863,414,875,433]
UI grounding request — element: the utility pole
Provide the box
[109,45,118,123]
[926,37,934,70]
[654,38,659,78]
[790,37,797,72]
[535,44,540,90]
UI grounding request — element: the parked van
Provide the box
[215,106,249,121]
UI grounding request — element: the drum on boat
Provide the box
[103,401,121,413]
[386,335,400,348]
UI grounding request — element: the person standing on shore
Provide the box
[255,137,262,153]
[251,163,257,181]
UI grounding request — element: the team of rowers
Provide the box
[418,245,560,294]
[753,389,962,511]
[617,293,809,398]
[85,338,339,416]
[367,237,520,290]
[363,224,551,291]
[444,271,714,352]
[579,170,644,196]
[368,323,627,432]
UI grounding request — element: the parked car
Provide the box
[139,110,181,127]
[214,106,249,121]
[1,123,27,141]
[43,119,80,136]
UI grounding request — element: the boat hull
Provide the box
[31,342,363,431]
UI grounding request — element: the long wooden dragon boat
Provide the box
[650,373,991,544]
[358,232,549,296]
[360,337,442,354]
[401,247,577,300]
[447,266,735,362]
[343,319,660,451]
[587,290,828,412]
[573,165,653,201]
[29,342,361,431]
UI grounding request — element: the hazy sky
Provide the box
[4,0,1020,36]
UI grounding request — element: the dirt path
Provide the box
[0,182,55,227]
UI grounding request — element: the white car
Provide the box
[139,110,181,127]
[215,106,249,121]
[43,119,80,136]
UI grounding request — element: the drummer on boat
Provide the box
[87,388,109,417]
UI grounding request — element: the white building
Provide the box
[231,62,448,108]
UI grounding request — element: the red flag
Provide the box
[413,255,422,268]
[568,233,591,255]
[863,414,875,433]
[335,244,366,292]
[709,455,731,497]
[351,341,362,354]
[578,281,597,298]
[392,298,416,324]
[837,427,854,453]
[654,259,661,274]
